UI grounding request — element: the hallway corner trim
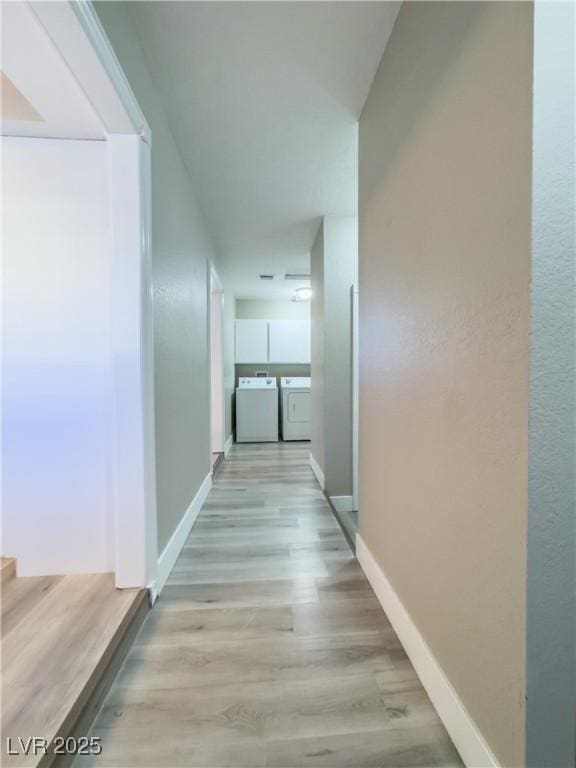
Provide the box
[356,535,499,768]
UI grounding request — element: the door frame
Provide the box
[209,265,225,462]
[352,283,359,514]
[31,1,159,591]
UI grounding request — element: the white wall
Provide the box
[2,136,114,575]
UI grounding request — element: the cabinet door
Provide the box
[235,319,269,363]
[268,319,311,363]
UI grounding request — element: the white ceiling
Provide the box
[129,2,399,299]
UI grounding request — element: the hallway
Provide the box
[1,2,574,765]
[83,444,461,767]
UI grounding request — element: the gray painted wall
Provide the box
[311,217,357,496]
[96,3,218,553]
[526,3,576,766]
[358,4,532,764]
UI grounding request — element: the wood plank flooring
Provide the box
[1,557,16,585]
[81,443,462,767]
[1,573,147,768]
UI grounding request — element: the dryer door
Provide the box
[287,391,310,423]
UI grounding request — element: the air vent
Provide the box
[259,274,275,280]
[284,273,311,281]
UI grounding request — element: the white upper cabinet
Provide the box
[268,319,310,363]
[234,318,311,363]
[234,319,269,363]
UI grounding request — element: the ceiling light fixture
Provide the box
[294,286,312,301]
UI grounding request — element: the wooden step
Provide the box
[1,573,149,768]
[0,557,16,585]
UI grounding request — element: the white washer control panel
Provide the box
[238,377,277,388]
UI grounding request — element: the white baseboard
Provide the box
[224,433,233,457]
[329,495,354,513]
[156,472,212,595]
[356,535,499,768]
[309,452,325,490]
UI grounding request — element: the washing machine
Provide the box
[235,377,279,443]
[280,377,311,441]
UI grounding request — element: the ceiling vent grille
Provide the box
[284,273,311,281]
[259,274,275,280]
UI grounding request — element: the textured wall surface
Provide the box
[526,3,576,766]
[358,3,532,765]
[96,3,218,553]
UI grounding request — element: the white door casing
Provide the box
[25,1,159,590]
[210,267,225,456]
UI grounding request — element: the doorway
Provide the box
[209,267,225,471]
[352,282,359,524]
[1,1,157,589]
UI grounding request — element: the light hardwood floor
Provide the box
[81,443,462,767]
[0,558,16,585]
[1,573,147,768]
